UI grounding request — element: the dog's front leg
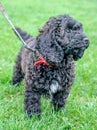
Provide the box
[52,91,66,111]
[24,85,41,118]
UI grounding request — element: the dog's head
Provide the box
[35,14,89,64]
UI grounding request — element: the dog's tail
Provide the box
[14,27,33,43]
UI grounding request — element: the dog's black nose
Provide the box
[84,38,89,43]
[84,38,89,48]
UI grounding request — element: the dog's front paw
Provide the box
[24,105,41,118]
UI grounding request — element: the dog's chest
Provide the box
[50,80,62,93]
[34,65,70,93]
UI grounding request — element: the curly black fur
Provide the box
[11,14,89,117]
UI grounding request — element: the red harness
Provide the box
[34,55,50,66]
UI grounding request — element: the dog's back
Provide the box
[11,27,36,85]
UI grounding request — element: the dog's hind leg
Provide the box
[11,49,24,86]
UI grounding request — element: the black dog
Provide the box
[11,14,89,117]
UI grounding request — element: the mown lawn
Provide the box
[0,0,97,130]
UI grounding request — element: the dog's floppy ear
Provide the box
[35,33,64,64]
[35,17,64,64]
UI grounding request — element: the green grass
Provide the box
[0,0,97,129]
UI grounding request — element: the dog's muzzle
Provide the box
[73,37,89,61]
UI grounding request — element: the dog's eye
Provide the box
[73,24,81,31]
[73,26,78,30]
[73,26,80,31]
[68,25,73,30]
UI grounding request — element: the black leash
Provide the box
[0,3,35,53]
